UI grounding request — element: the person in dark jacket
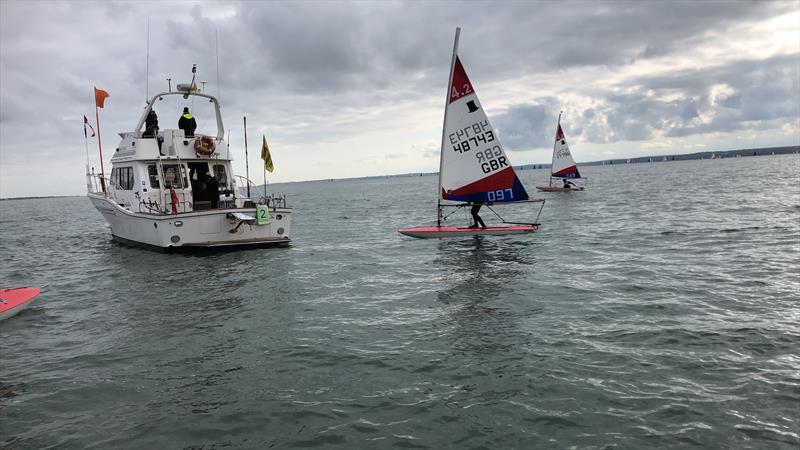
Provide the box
[144,110,159,137]
[178,107,197,137]
[204,171,219,208]
[144,109,164,155]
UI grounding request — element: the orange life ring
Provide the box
[194,136,216,155]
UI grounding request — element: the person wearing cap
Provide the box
[178,107,197,138]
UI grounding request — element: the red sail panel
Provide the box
[449,57,474,104]
[445,166,518,198]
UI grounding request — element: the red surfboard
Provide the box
[0,287,41,321]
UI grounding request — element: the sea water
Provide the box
[1,154,798,449]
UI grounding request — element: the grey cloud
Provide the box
[1,0,798,197]
[491,99,559,150]
[492,52,799,144]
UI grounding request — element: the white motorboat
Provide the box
[87,78,292,250]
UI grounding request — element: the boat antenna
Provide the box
[201,81,207,92]
[215,29,221,100]
[187,64,196,106]
[167,78,172,92]
[145,18,150,103]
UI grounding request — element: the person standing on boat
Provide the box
[562,179,577,189]
[203,171,219,208]
[178,107,197,138]
[144,109,164,155]
[469,202,487,229]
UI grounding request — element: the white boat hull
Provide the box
[88,194,291,249]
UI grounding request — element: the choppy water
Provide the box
[1,154,799,449]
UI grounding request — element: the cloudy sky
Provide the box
[1,0,798,198]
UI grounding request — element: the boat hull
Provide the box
[536,186,584,192]
[0,288,41,321]
[88,194,291,249]
[398,225,538,239]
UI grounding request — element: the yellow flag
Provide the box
[261,135,274,173]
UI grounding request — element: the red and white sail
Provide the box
[551,119,581,179]
[438,36,528,204]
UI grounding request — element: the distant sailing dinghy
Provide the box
[399,28,544,239]
[536,112,584,192]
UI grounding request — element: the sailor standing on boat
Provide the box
[469,202,487,229]
[178,107,197,138]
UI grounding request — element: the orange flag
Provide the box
[94,87,110,108]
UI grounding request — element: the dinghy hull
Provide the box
[399,225,538,239]
[536,186,584,192]
[0,288,41,321]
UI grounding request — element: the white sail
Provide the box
[551,118,580,179]
[439,39,528,203]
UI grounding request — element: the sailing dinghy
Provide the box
[399,28,544,239]
[536,112,584,192]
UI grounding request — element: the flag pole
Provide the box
[243,115,250,198]
[84,117,91,192]
[94,88,107,194]
[83,118,90,168]
[263,159,267,199]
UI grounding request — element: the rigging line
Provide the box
[441,204,466,221]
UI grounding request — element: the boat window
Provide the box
[213,164,228,188]
[112,166,134,189]
[148,165,160,188]
[147,164,187,189]
[163,164,187,189]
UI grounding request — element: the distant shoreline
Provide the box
[0,195,81,201]
[281,145,800,184]
[2,145,797,199]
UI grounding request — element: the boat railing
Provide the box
[87,173,137,210]
[233,175,288,208]
[160,191,191,214]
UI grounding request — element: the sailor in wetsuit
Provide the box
[469,202,487,229]
[562,179,577,189]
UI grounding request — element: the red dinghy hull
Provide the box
[0,287,41,321]
[536,186,584,192]
[399,225,538,239]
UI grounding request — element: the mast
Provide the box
[244,116,250,198]
[550,111,561,187]
[438,27,460,226]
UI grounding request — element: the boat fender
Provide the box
[194,136,215,155]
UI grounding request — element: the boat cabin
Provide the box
[96,88,252,214]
